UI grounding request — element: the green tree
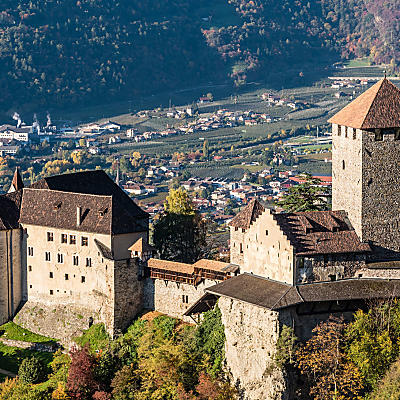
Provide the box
[346,300,400,390]
[153,188,207,263]
[18,357,46,384]
[203,140,209,160]
[277,174,328,212]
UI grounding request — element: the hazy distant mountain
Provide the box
[0,0,397,111]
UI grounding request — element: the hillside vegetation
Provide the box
[0,0,398,111]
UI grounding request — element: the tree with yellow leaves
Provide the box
[296,317,364,400]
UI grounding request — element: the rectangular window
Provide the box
[65,274,69,280]
[86,258,92,267]
[28,247,33,256]
[49,272,53,278]
[61,234,67,244]
[81,237,88,246]
[337,125,341,136]
[353,130,357,140]
[28,266,32,272]
[45,252,51,261]
[57,253,64,263]
[81,276,85,283]
[47,232,54,242]
[73,255,79,266]
[240,243,243,254]
[266,230,269,236]
[50,290,53,295]
[182,295,189,304]
[69,235,76,245]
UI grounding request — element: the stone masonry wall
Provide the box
[218,297,290,400]
[113,258,143,334]
[296,254,367,283]
[144,277,219,323]
[0,229,23,325]
[332,124,363,238]
[361,131,400,257]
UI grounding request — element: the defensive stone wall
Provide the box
[113,259,143,333]
[144,277,218,323]
[296,254,366,283]
[14,301,99,346]
[218,297,290,400]
[0,229,23,325]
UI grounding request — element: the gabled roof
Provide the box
[23,170,149,234]
[328,78,400,129]
[229,198,265,230]
[273,210,371,256]
[129,237,155,253]
[8,168,24,193]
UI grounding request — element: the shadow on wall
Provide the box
[143,278,155,310]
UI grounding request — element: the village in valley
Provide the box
[0,67,387,233]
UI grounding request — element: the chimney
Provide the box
[77,206,82,226]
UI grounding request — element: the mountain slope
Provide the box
[0,0,398,112]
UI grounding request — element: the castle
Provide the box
[1,78,400,399]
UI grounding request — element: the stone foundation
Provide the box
[14,301,100,346]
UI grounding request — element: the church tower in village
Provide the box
[329,78,400,259]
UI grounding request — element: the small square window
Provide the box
[65,274,69,280]
[81,276,85,283]
[28,266,32,272]
[47,232,54,241]
[57,253,64,263]
[73,255,79,266]
[81,237,88,246]
[28,247,34,256]
[86,258,92,267]
[29,285,32,289]
[49,272,53,278]
[69,235,76,245]
[61,234,68,244]
[45,252,51,261]
[50,290,53,295]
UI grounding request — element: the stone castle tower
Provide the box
[329,78,400,259]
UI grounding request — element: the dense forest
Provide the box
[0,0,398,112]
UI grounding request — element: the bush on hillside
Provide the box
[18,356,46,384]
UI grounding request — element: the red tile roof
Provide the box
[229,198,265,230]
[273,210,371,256]
[328,78,400,129]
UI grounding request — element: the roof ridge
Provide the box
[270,286,295,310]
[362,78,385,128]
[24,187,113,199]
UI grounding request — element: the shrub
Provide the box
[18,356,46,384]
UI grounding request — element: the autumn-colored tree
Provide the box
[52,382,71,400]
[67,345,99,400]
[296,317,364,400]
[111,365,140,400]
[154,188,207,263]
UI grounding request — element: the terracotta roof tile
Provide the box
[273,210,371,256]
[328,78,400,129]
[229,198,265,230]
[147,258,194,274]
[20,170,149,234]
